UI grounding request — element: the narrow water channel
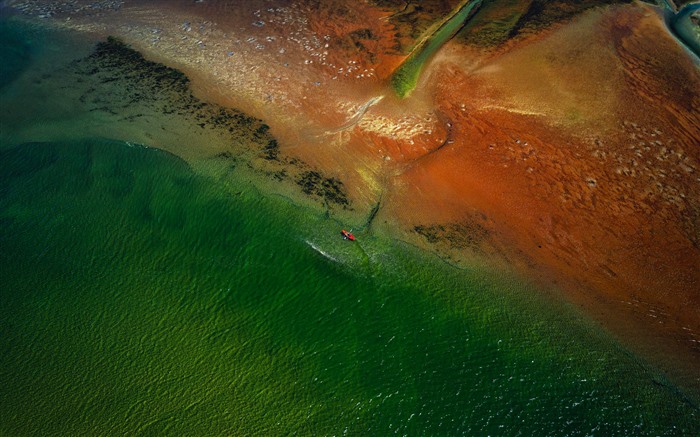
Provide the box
[391,0,483,97]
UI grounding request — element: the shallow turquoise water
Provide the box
[669,3,700,60]
[0,21,32,89]
[1,17,699,435]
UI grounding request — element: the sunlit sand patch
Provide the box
[357,114,435,140]
[477,104,547,117]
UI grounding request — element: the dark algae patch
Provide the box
[414,219,490,251]
[412,213,500,263]
[71,36,350,208]
[75,36,263,140]
[297,171,349,207]
[261,138,280,160]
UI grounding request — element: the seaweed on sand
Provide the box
[261,139,280,161]
[75,36,266,139]
[297,171,349,207]
[73,37,352,209]
[414,220,489,251]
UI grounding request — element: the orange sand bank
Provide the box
[381,4,700,389]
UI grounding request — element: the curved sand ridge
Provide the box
[7,0,700,395]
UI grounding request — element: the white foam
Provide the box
[305,239,339,263]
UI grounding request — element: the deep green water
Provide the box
[1,17,699,435]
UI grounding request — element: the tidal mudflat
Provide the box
[1,0,699,433]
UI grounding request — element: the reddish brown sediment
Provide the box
[382,4,700,388]
[9,0,700,392]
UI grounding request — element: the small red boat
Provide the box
[341,229,355,241]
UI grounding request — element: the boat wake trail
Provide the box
[305,239,340,264]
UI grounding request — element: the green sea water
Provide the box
[1,17,699,435]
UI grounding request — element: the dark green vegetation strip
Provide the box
[79,37,257,131]
[72,37,349,207]
[297,171,349,207]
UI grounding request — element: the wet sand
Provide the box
[5,0,700,394]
